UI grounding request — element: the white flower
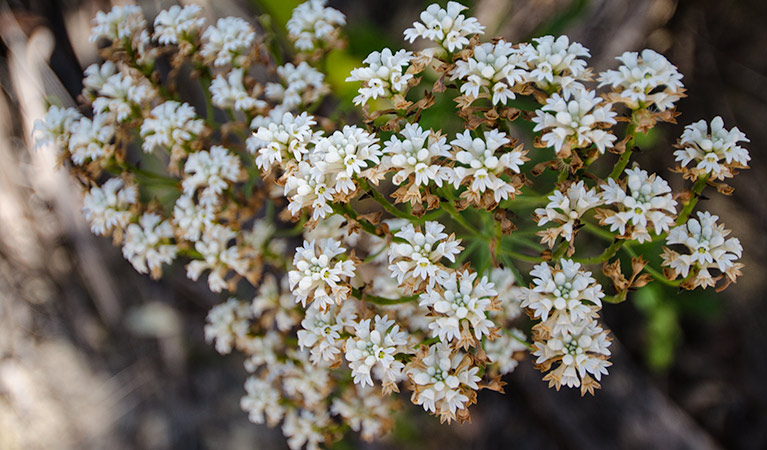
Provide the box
[535,180,602,246]
[388,221,462,291]
[284,161,335,221]
[533,319,611,392]
[331,385,394,442]
[242,331,283,372]
[601,166,677,242]
[186,225,248,293]
[122,212,178,277]
[449,129,526,203]
[381,123,451,187]
[240,376,284,426]
[310,125,381,194]
[420,270,497,344]
[662,211,743,288]
[282,409,330,450]
[485,329,528,375]
[407,342,480,423]
[182,146,241,208]
[519,35,591,98]
[67,114,115,165]
[345,315,409,390]
[297,302,356,364]
[247,111,318,171]
[674,116,750,181]
[140,101,205,154]
[281,351,333,407]
[521,259,604,328]
[153,5,205,46]
[266,62,327,111]
[251,274,299,333]
[33,105,81,149]
[82,178,137,236]
[288,239,356,310]
[346,48,414,106]
[403,1,485,52]
[287,0,346,51]
[451,40,526,105]
[200,17,256,67]
[532,89,617,155]
[210,69,267,112]
[89,5,145,43]
[204,297,253,354]
[82,61,117,100]
[599,49,684,111]
[172,194,215,242]
[92,71,153,122]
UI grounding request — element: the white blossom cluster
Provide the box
[522,259,611,394]
[662,211,743,289]
[37,0,752,447]
[600,167,677,242]
[675,116,751,180]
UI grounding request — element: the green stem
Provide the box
[676,174,710,225]
[609,121,638,179]
[357,178,420,222]
[441,200,478,237]
[575,238,624,265]
[621,245,681,287]
[351,287,419,305]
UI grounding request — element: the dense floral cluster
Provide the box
[36,1,749,448]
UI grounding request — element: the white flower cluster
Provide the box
[89,4,145,43]
[288,239,356,310]
[599,49,684,111]
[345,315,410,392]
[266,62,327,112]
[532,89,617,155]
[252,274,300,333]
[153,4,205,48]
[92,70,154,123]
[675,116,751,180]
[298,302,356,364]
[210,68,267,112]
[408,342,480,423]
[122,212,178,278]
[204,297,254,354]
[182,145,242,208]
[287,0,346,51]
[403,1,485,52]
[381,123,451,188]
[67,114,115,165]
[518,35,591,98]
[451,40,526,105]
[387,221,462,292]
[601,167,677,242]
[662,211,743,289]
[522,259,611,394]
[346,49,414,106]
[419,270,497,345]
[449,129,526,204]
[186,225,250,293]
[140,101,205,156]
[82,178,138,236]
[248,111,318,172]
[535,181,602,247]
[200,17,256,67]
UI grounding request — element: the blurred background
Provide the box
[1,0,766,448]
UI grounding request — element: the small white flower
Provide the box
[388,221,462,291]
[601,166,677,242]
[282,409,331,450]
[451,40,526,105]
[674,116,750,181]
[662,211,743,288]
[403,1,485,52]
[346,48,414,106]
[186,225,248,293]
[172,194,215,242]
[485,329,528,375]
[247,111,318,172]
[535,180,602,246]
[251,274,300,333]
[83,178,137,236]
[92,71,153,122]
[210,69,267,112]
[331,385,395,442]
[345,315,409,389]
[153,4,205,46]
[288,239,356,310]
[67,114,115,165]
[310,125,381,194]
[204,297,253,354]
[287,0,346,51]
[284,161,335,221]
[266,62,327,111]
[297,302,356,364]
[599,49,684,111]
[33,105,81,149]
[89,5,145,43]
[420,269,497,343]
[122,212,178,277]
[519,35,591,98]
[489,267,525,324]
[200,17,256,67]
[407,342,480,423]
[382,123,451,186]
[182,146,241,208]
[82,61,117,100]
[240,376,284,426]
[140,101,205,154]
[532,89,617,155]
[449,129,526,203]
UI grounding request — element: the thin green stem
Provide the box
[351,287,418,305]
[676,174,710,225]
[609,121,638,179]
[357,178,420,222]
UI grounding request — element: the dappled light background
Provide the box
[1,0,766,449]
